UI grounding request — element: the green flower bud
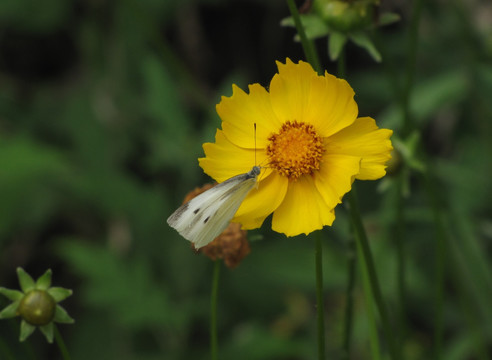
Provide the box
[0,268,73,343]
[313,0,375,32]
[385,148,402,176]
[18,290,56,326]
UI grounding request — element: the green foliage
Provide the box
[1,0,491,359]
[0,0,69,32]
[0,138,70,241]
[58,240,184,329]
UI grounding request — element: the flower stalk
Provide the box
[347,189,400,360]
[286,0,321,73]
[210,260,221,360]
[356,232,381,360]
[341,235,356,360]
[54,326,71,360]
[314,232,325,360]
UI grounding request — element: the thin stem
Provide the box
[447,206,492,358]
[286,0,321,73]
[420,168,446,360]
[315,232,325,360]
[402,0,424,136]
[395,170,407,350]
[341,237,356,360]
[54,325,71,360]
[347,188,400,360]
[356,235,381,360]
[452,256,489,360]
[210,260,221,360]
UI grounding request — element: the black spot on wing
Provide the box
[204,216,210,224]
[193,208,200,214]
[170,202,188,220]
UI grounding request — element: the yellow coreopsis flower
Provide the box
[199,59,392,237]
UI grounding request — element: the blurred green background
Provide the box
[1,0,491,359]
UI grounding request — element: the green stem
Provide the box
[356,235,381,360]
[420,168,446,360]
[347,188,400,360]
[54,325,71,360]
[286,0,321,73]
[447,205,492,359]
[395,170,407,350]
[402,0,424,137]
[314,232,325,360]
[452,257,489,360]
[210,260,221,360]
[341,237,356,360]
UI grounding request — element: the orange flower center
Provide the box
[266,121,324,180]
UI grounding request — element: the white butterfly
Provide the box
[167,166,261,249]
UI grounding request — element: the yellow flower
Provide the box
[198,59,393,237]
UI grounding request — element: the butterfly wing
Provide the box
[167,169,258,249]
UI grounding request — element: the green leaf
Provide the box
[282,14,331,41]
[35,269,52,290]
[0,300,20,319]
[19,320,36,342]
[47,287,73,302]
[0,287,24,301]
[349,32,382,62]
[39,323,54,343]
[328,32,347,61]
[53,306,75,324]
[16,268,35,293]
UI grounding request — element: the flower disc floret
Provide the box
[267,121,324,180]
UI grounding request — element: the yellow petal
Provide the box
[304,71,358,137]
[270,59,358,137]
[325,117,393,180]
[272,175,335,236]
[314,154,361,210]
[199,130,271,183]
[233,172,288,229]
[270,59,317,124]
[217,84,282,149]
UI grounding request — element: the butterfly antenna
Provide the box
[254,123,257,166]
